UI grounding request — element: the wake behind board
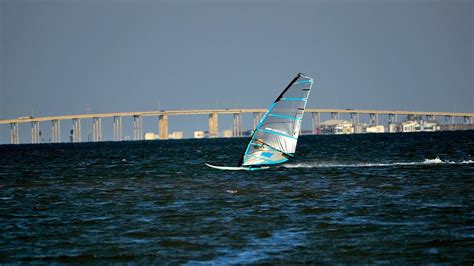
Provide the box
[206,73,314,171]
[205,163,269,171]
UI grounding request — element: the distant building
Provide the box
[169,131,183,139]
[420,121,440,132]
[401,120,440,132]
[144,132,158,140]
[141,131,185,140]
[388,123,401,133]
[320,119,353,134]
[353,124,366,134]
[439,124,474,131]
[194,131,205,139]
[222,130,233,138]
[366,125,385,133]
[402,121,417,132]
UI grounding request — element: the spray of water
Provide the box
[283,157,473,169]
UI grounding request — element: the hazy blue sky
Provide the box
[0,0,473,142]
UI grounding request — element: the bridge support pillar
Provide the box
[350,112,361,132]
[92,117,102,142]
[426,115,436,121]
[369,113,375,125]
[331,112,339,120]
[10,123,19,144]
[369,113,378,126]
[312,112,320,134]
[72,118,81,143]
[209,112,218,138]
[159,114,168,140]
[253,112,263,130]
[31,121,40,144]
[350,112,360,125]
[463,116,471,124]
[445,115,454,124]
[52,120,60,143]
[233,113,242,137]
[388,114,397,124]
[113,116,123,141]
[133,115,143,141]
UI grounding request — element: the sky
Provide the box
[0,0,473,143]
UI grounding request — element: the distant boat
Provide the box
[205,73,314,171]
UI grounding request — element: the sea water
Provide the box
[0,131,473,263]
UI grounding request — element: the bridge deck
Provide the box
[0,108,473,124]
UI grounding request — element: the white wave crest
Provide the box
[283,157,474,169]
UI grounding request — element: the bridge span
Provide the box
[1,108,473,144]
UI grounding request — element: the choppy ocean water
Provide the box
[0,131,473,264]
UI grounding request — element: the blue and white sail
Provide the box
[238,73,314,167]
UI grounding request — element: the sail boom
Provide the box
[249,141,294,157]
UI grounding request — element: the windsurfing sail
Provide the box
[238,73,314,167]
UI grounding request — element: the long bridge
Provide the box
[1,108,473,144]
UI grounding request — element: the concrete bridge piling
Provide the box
[159,114,168,140]
[208,112,218,138]
[51,120,60,143]
[72,118,81,143]
[312,112,321,134]
[233,113,242,137]
[445,115,454,124]
[10,123,19,144]
[388,114,397,124]
[253,112,264,130]
[91,117,102,142]
[463,116,471,124]
[31,121,40,144]
[369,113,379,126]
[350,112,360,125]
[133,115,143,141]
[113,116,123,141]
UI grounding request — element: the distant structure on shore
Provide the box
[144,131,184,140]
[1,108,473,144]
[191,116,471,138]
[316,116,445,135]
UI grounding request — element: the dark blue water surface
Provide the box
[1,131,473,264]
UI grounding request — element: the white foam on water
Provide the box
[0,196,13,200]
[283,157,474,169]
